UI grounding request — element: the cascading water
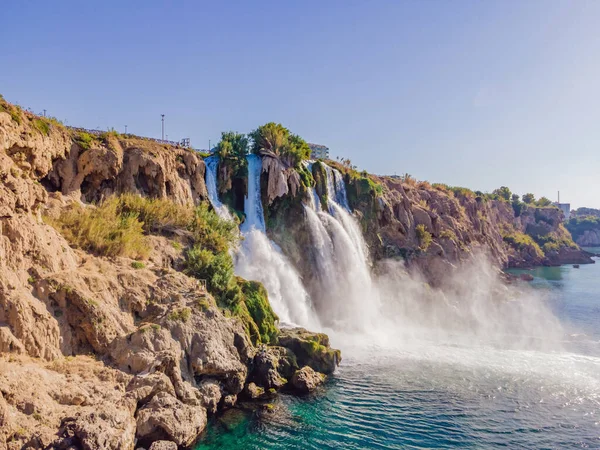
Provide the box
[235,155,318,328]
[204,156,233,220]
[301,162,381,331]
[241,154,266,233]
[204,154,318,328]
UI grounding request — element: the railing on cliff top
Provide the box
[66,126,207,151]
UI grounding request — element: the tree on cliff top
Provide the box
[215,131,248,160]
[493,186,512,202]
[536,197,553,207]
[249,122,310,167]
[215,131,249,176]
[522,193,535,204]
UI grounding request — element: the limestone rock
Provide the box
[251,346,298,389]
[290,366,325,393]
[278,328,341,375]
[135,392,207,447]
[149,441,178,450]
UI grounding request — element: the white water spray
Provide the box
[204,156,233,220]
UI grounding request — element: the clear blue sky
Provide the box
[2,1,599,208]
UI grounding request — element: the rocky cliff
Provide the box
[258,158,592,285]
[0,102,339,449]
[566,213,600,247]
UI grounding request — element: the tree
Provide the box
[249,122,309,167]
[536,197,552,207]
[522,193,535,204]
[216,131,248,160]
[493,186,512,202]
[511,194,520,203]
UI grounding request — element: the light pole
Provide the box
[209,139,211,152]
[125,125,128,134]
[43,109,46,117]
[161,114,165,140]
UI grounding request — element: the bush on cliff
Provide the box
[45,197,148,259]
[492,186,512,202]
[74,131,96,150]
[416,224,432,251]
[501,230,544,258]
[117,193,195,232]
[522,193,535,204]
[249,122,311,167]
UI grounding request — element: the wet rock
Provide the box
[251,346,297,389]
[278,328,341,374]
[290,366,325,393]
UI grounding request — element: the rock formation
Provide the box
[0,104,340,449]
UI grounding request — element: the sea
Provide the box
[196,250,600,449]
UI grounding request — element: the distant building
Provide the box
[554,202,571,219]
[554,191,571,219]
[308,143,329,159]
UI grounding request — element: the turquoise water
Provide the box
[196,258,600,449]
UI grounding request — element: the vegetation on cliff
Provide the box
[566,216,600,242]
[249,122,311,167]
[45,193,278,345]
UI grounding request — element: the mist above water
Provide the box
[207,157,576,361]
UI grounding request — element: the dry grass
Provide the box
[45,197,148,259]
[118,193,194,232]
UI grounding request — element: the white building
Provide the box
[554,202,571,219]
[308,143,329,159]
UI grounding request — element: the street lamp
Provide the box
[125,125,128,134]
[161,114,165,140]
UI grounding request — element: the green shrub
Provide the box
[185,246,234,295]
[10,109,21,125]
[440,229,457,241]
[416,224,432,251]
[99,129,120,141]
[168,307,191,322]
[45,197,148,259]
[522,193,535,204]
[74,132,95,150]
[536,197,553,207]
[502,230,544,258]
[131,261,145,269]
[492,186,512,202]
[32,118,50,135]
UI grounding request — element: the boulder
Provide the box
[251,346,297,389]
[135,392,207,447]
[277,328,341,374]
[290,366,325,393]
[149,441,178,450]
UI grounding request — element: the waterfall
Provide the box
[204,154,318,328]
[302,162,381,331]
[234,154,319,328]
[302,160,321,212]
[241,154,266,233]
[324,164,351,212]
[204,156,233,220]
[333,168,351,211]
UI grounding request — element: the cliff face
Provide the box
[0,107,339,449]
[259,158,592,285]
[566,212,600,247]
